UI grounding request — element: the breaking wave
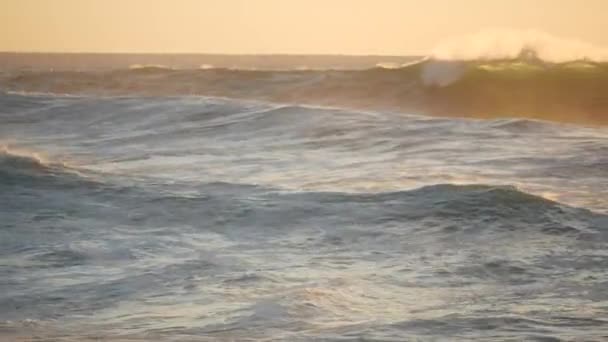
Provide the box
[2,55,607,125]
[431,28,608,62]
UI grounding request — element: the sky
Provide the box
[2,0,608,55]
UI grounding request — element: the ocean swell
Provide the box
[1,79,607,340]
[2,55,608,125]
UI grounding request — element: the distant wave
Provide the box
[128,64,176,71]
[2,56,607,125]
[376,56,430,69]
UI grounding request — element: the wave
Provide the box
[0,145,584,214]
[4,149,600,236]
[128,64,177,71]
[160,183,606,238]
[2,56,607,125]
[0,145,52,169]
[0,146,92,189]
[300,184,584,222]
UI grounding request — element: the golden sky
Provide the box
[2,0,608,54]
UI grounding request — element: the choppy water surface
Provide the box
[1,92,607,341]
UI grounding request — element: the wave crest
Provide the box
[431,28,608,63]
[128,64,176,71]
[3,56,608,125]
[0,145,87,188]
[0,145,50,168]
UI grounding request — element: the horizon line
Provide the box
[0,51,425,58]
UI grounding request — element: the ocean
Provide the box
[1,53,607,341]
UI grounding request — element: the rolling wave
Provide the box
[1,140,602,238]
[0,147,95,192]
[2,149,601,238]
[2,54,607,125]
[0,146,57,179]
[1,92,606,212]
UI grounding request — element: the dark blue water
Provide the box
[1,92,607,341]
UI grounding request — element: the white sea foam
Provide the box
[430,28,608,62]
